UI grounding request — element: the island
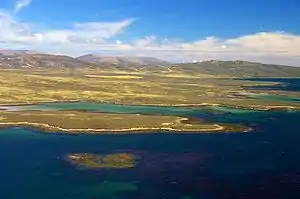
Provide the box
[64,153,136,169]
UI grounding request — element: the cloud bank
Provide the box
[1,1,300,66]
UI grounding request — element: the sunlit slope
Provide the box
[170,60,300,77]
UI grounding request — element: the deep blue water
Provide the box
[0,78,300,199]
[242,78,300,91]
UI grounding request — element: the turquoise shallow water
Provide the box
[4,102,201,116]
[1,101,261,125]
[0,78,300,199]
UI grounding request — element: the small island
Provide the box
[64,153,136,169]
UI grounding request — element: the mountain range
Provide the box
[0,50,168,69]
[0,50,300,77]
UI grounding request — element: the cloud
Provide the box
[134,36,157,48]
[14,0,32,13]
[0,10,134,45]
[0,9,300,66]
[124,33,300,65]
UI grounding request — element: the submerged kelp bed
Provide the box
[64,153,137,169]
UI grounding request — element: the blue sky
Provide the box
[0,0,300,65]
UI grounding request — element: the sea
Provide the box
[0,78,299,199]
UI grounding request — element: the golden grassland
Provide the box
[0,69,298,110]
[85,75,143,79]
[0,110,247,133]
[0,68,298,133]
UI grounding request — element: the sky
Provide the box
[0,0,300,65]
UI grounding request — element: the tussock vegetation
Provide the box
[0,68,298,133]
[85,75,143,79]
[0,69,299,109]
[0,110,246,133]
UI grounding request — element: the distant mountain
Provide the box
[170,60,300,77]
[0,50,38,55]
[76,54,170,66]
[0,50,299,77]
[0,51,168,69]
[0,52,92,69]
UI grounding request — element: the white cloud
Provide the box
[134,36,157,48]
[0,8,300,66]
[225,32,300,56]
[124,33,300,65]
[0,10,134,45]
[14,0,32,13]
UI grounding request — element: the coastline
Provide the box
[0,100,298,112]
[0,121,249,134]
[0,100,295,135]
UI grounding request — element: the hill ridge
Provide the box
[0,50,300,77]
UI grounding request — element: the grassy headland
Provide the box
[0,110,247,133]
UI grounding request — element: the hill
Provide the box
[0,51,300,77]
[0,51,168,69]
[170,60,300,77]
[76,54,170,66]
[0,50,95,69]
[0,50,38,55]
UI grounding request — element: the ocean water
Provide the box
[243,77,300,91]
[0,79,299,199]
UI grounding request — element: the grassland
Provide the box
[0,68,298,133]
[0,69,298,109]
[0,110,246,133]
